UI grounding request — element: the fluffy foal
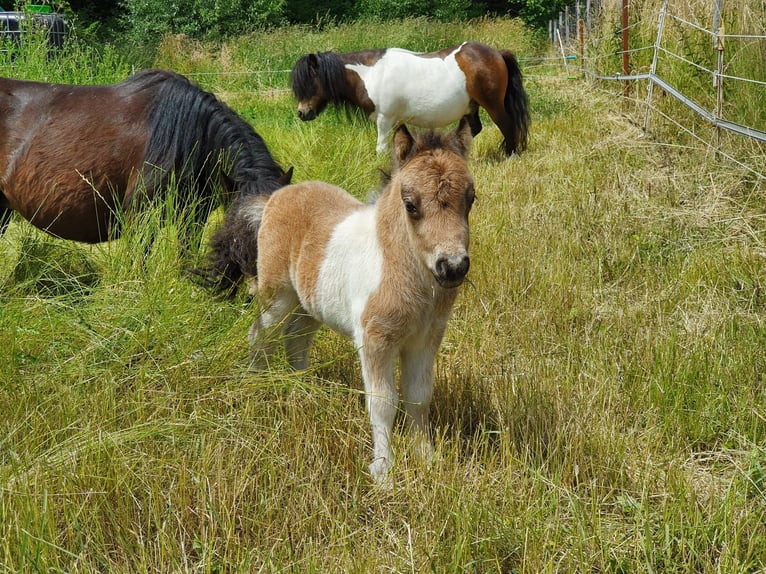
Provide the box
[205,120,475,484]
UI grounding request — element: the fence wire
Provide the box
[549,0,766,168]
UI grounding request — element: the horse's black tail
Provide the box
[500,50,530,154]
[191,193,270,297]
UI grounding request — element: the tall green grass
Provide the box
[1,17,765,572]
[0,28,131,83]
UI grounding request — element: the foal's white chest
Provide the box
[313,207,382,339]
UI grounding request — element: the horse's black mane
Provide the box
[127,69,286,201]
[291,51,350,106]
[291,50,386,107]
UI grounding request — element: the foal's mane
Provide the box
[368,127,468,202]
[130,69,285,200]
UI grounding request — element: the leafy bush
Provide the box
[354,0,481,21]
[119,0,286,43]
[282,0,355,24]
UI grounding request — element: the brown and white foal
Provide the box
[206,120,475,484]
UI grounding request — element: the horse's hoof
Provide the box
[369,458,392,488]
[247,349,270,372]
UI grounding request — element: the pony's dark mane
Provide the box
[291,52,350,105]
[291,50,385,108]
[129,69,286,201]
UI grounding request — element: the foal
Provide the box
[206,120,475,484]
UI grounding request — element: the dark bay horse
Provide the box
[290,41,530,156]
[0,69,290,251]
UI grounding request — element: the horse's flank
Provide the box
[345,46,472,129]
[0,69,288,246]
[0,76,152,242]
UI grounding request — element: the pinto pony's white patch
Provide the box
[244,120,475,485]
[346,46,471,152]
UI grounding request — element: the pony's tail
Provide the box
[191,194,269,297]
[501,50,530,154]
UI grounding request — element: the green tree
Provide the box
[119,0,285,42]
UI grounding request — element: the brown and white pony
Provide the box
[200,120,475,484]
[290,41,529,156]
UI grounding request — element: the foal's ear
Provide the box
[393,124,417,167]
[448,116,473,158]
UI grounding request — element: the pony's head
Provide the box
[390,118,475,289]
[291,52,348,121]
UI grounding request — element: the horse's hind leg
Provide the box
[248,287,299,369]
[484,103,520,156]
[284,312,320,370]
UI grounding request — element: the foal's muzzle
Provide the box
[434,254,470,288]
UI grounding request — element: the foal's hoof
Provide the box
[369,458,393,489]
[247,349,270,372]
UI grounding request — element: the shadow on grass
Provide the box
[4,236,100,300]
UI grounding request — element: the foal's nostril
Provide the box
[435,254,470,286]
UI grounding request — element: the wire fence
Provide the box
[548,0,766,178]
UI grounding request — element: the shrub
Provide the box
[354,0,481,22]
[119,0,286,44]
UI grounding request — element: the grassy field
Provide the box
[2,17,766,573]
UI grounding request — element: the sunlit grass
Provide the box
[1,17,765,573]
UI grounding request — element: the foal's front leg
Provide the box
[400,344,437,461]
[359,342,398,484]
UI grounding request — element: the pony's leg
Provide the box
[375,115,396,154]
[483,103,520,156]
[248,287,299,369]
[465,104,483,137]
[359,343,398,484]
[283,312,320,370]
[400,346,437,462]
[178,196,214,261]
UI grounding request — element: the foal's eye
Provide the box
[404,199,419,217]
